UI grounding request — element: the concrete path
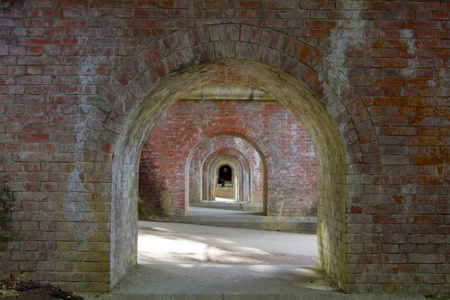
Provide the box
[144,206,317,232]
[80,221,427,300]
[138,221,317,265]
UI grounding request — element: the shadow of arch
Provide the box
[82,24,379,293]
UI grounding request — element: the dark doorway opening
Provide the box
[219,165,232,183]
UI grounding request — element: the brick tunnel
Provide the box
[0,1,448,296]
[138,95,318,217]
[109,56,350,291]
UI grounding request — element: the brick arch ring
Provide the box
[182,122,271,210]
[187,135,263,208]
[201,150,252,203]
[83,24,380,291]
[209,155,242,202]
[184,129,269,214]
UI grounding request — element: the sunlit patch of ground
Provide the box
[138,221,317,265]
[214,197,235,202]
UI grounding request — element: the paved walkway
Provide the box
[187,206,262,216]
[144,206,317,232]
[138,221,317,265]
[80,221,427,300]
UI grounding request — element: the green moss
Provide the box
[137,198,168,220]
[0,183,14,252]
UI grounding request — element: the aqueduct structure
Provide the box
[0,1,448,296]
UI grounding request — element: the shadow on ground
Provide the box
[80,221,427,300]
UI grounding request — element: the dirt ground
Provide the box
[0,279,84,300]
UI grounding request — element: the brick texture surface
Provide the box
[0,0,447,295]
[139,100,317,216]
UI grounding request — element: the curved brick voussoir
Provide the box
[99,24,374,144]
[72,24,374,296]
[1,1,447,296]
[183,124,271,169]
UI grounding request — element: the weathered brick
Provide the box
[139,100,317,217]
[0,1,446,295]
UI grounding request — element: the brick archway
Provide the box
[83,24,377,291]
[140,122,270,215]
[183,126,270,215]
[191,142,254,204]
[201,148,253,204]
[210,157,240,202]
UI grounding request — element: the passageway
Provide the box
[2,3,445,295]
[81,221,428,299]
[126,59,348,293]
[83,221,347,299]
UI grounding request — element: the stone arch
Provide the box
[205,152,249,203]
[80,24,379,291]
[191,143,252,203]
[201,148,253,204]
[211,158,239,201]
[183,127,270,215]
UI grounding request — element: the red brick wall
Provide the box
[0,0,448,295]
[139,100,317,216]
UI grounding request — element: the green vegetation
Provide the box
[0,274,24,298]
[0,182,14,252]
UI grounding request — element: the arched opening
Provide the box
[85,20,380,288]
[186,134,264,208]
[215,162,235,201]
[108,58,349,290]
[202,150,250,203]
[136,91,321,294]
[218,164,232,184]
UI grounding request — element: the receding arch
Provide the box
[81,24,379,292]
[185,130,269,213]
[212,160,238,201]
[194,147,251,203]
[106,59,349,290]
[201,148,253,204]
[185,132,267,212]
